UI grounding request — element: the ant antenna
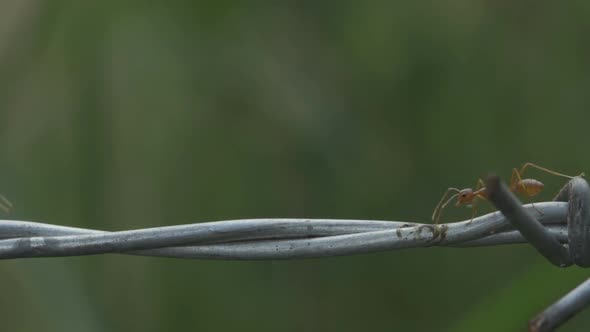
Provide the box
[441,194,460,209]
[432,188,460,223]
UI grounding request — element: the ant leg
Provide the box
[519,162,579,179]
[432,188,460,224]
[477,178,486,191]
[469,199,478,224]
[510,168,526,193]
[531,202,545,216]
[529,200,544,216]
[468,179,485,224]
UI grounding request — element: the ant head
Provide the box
[455,188,475,206]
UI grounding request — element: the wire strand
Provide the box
[0,202,568,259]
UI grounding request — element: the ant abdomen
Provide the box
[512,179,544,197]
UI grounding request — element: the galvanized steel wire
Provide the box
[0,202,569,260]
[2,175,588,331]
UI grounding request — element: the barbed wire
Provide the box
[1,175,588,331]
[484,175,590,332]
[0,202,569,260]
[530,278,590,332]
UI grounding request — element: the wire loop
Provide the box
[485,175,573,267]
[557,177,590,267]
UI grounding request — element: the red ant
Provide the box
[431,163,582,224]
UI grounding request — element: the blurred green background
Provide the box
[0,1,589,331]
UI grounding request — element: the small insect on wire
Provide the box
[431,163,583,224]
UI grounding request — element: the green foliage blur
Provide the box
[0,1,589,331]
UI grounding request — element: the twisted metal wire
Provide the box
[0,202,569,260]
[2,176,588,331]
